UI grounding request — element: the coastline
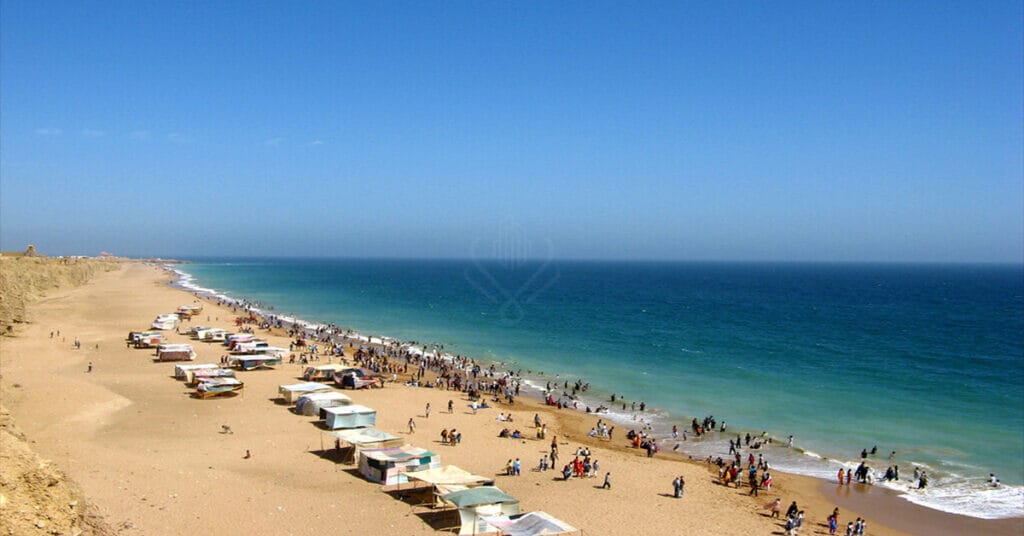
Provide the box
[171,262,1024,517]
[0,262,1018,535]
[170,262,1024,533]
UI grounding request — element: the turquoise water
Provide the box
[176,258,1024,518]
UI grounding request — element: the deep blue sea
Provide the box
[174,258,1024,518]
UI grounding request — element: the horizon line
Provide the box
[111,254,1024,267]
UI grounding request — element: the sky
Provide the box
[1,1,1022,262]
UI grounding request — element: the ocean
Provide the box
[173,258,1023,519]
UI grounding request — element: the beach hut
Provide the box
[407,465,491,489]
[479,512,579,536]
[279,382,334,404]
[357,445,440,485]
[302,364,345,381]
[405,465,492,504]
[230,340,268,354]
[188,326,213,337]
[200,328,231,342]
[325,427,403,463]
[224,333,256,350]
[228,355,282,371]
[151,314,180,330]
[173,363,218,380]
[156,343,196,362]
[333,367,380,389]
[295,391,352,416]
[195,377,244,399]
[441,487,520,535]
[176,304,203,318]
[187,368,236,385]
[129,331,165,348]
[321,404,377,430]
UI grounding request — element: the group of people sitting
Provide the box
[561,455,598,480]
[439,428,462,446]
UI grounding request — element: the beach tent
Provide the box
[334,367,380,389]
[406,466,492,506]
[156,344,196,362]
[296,392,352,416]
[173,363,218,380]
[195,377,244,399]
[325,427,403,463]
[187,368,235,385]
[199,328,231,342]
[321,404,377,430]
[357,445,440,485]
[441,486,520,535]
[407,465,491,488]
[479,512,579,536]
[303,364,345,381]
[279,382,334,403]
[228,355,282,370]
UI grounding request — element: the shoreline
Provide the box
[1,262,1019,535]
[169,262,1024,522]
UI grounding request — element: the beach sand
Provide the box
[2,263,1020,535]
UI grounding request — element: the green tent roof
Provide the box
[443,486,519,508]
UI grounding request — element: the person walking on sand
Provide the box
[408,418,416,434]
[425,402,431,419]
[87,362,93,373]
[766,498,782,518]
[448,399,454,414]
[602,472,611,489]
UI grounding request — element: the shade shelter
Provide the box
[441,486,520,535]
[324,427,403,463]
[228,355,281,371]
[295,391,352,416]
[321,404,376,430]
[279,382,334,403]
[173,363,218,380]
[303,364,346,381]
[479,512,579,536]
[357,445,440,485]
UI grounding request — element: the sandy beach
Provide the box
[2,262,1020,536]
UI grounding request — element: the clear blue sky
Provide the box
[2,1,1021,262]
